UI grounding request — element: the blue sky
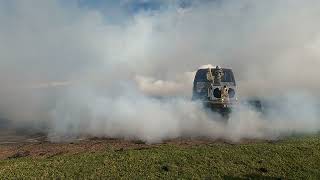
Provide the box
[78,0,165,13]
[75,0,220,14]
[77,0,189,13]
[57,0,185,24]
[71,0,219,23]
[71,0,170,23]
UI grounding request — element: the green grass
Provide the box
[0,136,320,179]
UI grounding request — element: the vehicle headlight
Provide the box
[228,88,235,98]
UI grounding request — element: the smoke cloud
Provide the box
[0,0,319,143]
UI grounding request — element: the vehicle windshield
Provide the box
[194,68,235,84]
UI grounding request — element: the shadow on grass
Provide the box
[224,174,282,180]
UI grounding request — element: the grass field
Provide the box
[0,136,319,179]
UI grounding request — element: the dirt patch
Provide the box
[0,137,158,160]
[0,130,275,160]
[8,151,30,159]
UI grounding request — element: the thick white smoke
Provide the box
[0,1,319,143]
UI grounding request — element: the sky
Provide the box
[72,0,216,23]
[77,0,191,11]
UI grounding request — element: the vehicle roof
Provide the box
[197,67,233,71]
[197,64,232,71]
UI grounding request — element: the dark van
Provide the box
[192,66,237,114]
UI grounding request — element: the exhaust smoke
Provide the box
[0,1,319,143]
